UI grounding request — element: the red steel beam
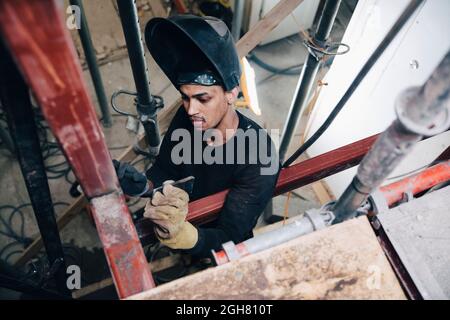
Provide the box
[186,134,379,225]
[0,0,154,298]
[136,133,380,240]
[185,134,447,226]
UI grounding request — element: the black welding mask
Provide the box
[144,14,241,91]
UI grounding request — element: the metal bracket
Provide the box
[222,241,240,261]
[303,39,350,62]
[37,257,65,287]
[396,87,450,136]
[369,190,390,214]
[111,89,164,118]
[304,202,335,230]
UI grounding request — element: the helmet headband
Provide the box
[177,71,223,87]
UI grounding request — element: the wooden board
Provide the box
[237,0,305,58]
[148,0,168,18]
[128,217,406,300]
[72,253,182,299]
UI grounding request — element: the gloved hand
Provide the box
[113,159,150,197]
[144,182,198,250]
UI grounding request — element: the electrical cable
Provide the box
[257,63,305,86]
[0,202,89,289]
[0,202,70,265]
[247,52,303,76]
[282,0,424,168]
[147,243,188,284]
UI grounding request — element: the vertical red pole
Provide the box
[0,0,155,298]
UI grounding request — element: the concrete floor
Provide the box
[0,0,353,290]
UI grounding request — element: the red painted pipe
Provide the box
[0,0,155,298]
[380,160,450,206]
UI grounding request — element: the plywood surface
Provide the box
[128,216,405,300]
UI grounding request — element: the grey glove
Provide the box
[113,159,150,197]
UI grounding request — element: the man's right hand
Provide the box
[113,159,150,197]
[144,183,198,250]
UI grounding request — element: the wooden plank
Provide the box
[72,253,182,299]
[14,0,302,266]
[14,196,88,266]
[237,0,304,58]
[148,0,168,18]
[253,213,304,236]
[311,181,334,204]
[128,217,406,300]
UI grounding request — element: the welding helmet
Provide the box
[144,14,241,91]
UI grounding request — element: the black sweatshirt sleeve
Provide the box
[146,107,185,187]
[184,163,279,258]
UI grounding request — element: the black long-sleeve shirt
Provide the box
[146,106,279,257]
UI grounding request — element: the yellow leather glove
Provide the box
[144,182,198,249]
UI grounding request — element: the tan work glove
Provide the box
[144,182,198,249]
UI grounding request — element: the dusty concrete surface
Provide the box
[0,0,354,290]
[128,216,406,300]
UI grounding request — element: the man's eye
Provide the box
[181,96,189,101]
[198,98,210,103]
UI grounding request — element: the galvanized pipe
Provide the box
[332,51,450,223]
[116,0,161,157]
[278,0,341,162]
[231,0,245,41]
[265,0,341,223]
[214,207,334,265]
[69,0,112,127]
[282,0,425,168]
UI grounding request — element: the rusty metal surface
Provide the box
[0,0,115,198]
[0,0,154,298]
[128,217,406,300]
[90,192,155,297]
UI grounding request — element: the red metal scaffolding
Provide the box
[1,0,448,299]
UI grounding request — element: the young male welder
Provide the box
[114,15,279,258]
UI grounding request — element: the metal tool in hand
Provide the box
[145,176,195,236]
[111,89,164,158]
[142,176,195,198]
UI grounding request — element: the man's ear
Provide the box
[225,86,240,105]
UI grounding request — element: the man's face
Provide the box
[180,84,229,131]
